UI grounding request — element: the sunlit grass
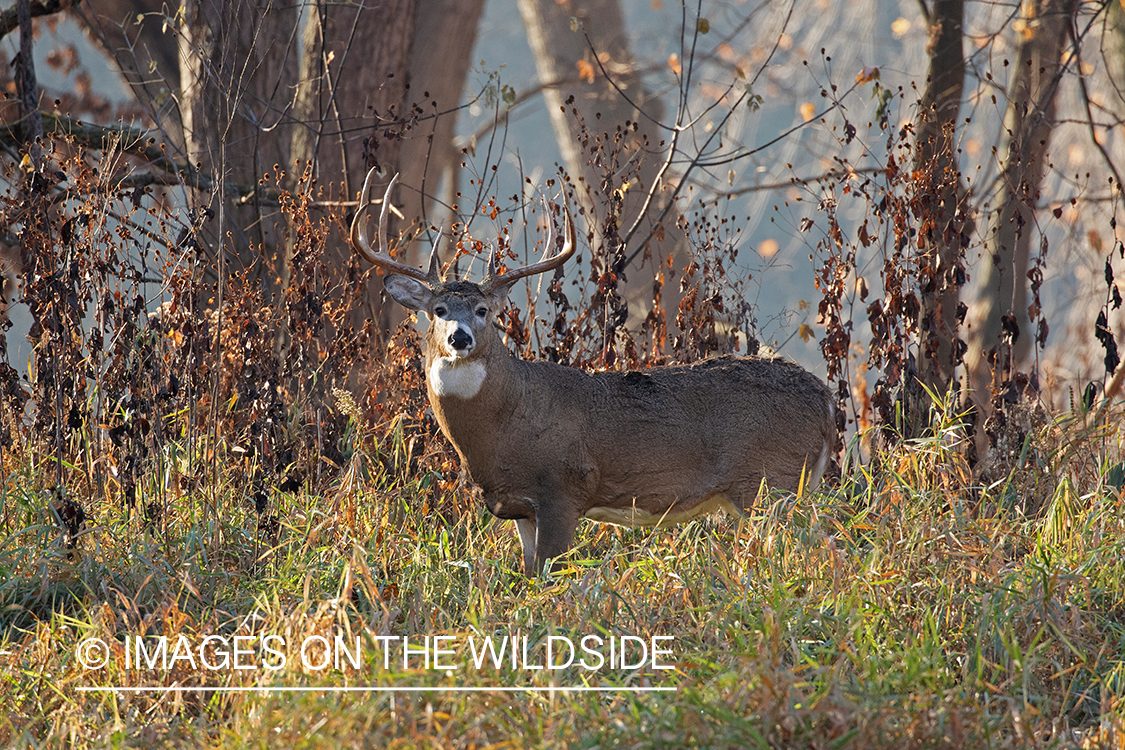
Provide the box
[1,406,1124,749]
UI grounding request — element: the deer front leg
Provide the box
[515,518,537,575]
[532,502,581,575]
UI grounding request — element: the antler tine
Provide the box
[481,196,576,296]
[425,227,442,280]
[486,244,500,278]
[350,169,439,285]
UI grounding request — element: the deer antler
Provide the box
[480,197,576,296]
[350,169,440,285]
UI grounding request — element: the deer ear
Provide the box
[384,275,433,310]
[486,278,517,306]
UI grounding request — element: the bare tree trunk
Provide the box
[966,0,1078,399]
[913,0,968,404]
[517,0,685,352]
[397,0,486,250]
[290,0,415,212]
[14,0,42,152]
[177,0,298,286]
[289,0,416,329]
[1106,0,1125,114]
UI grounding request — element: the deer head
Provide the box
[351,170,575,389]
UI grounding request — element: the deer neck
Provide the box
[425,341,515,420]
[427,352,489,400]
[425,343,517,477]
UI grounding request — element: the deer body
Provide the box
[352,171,835,575]
[429,343,834,573]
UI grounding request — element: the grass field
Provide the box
[1,401,1124,749]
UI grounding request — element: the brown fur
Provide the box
[353,171,834,574]
[388,277,836,575]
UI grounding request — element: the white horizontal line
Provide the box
[77,685,675,693]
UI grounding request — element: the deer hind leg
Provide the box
[729,475,767,516]
[515,518,537,575]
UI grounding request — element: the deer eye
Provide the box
[434,306,447,317]
[475,306,488,318]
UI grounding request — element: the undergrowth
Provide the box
[1,404,1124,748]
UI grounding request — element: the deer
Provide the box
[351,168,837,575]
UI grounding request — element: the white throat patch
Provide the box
[429,357,487,399]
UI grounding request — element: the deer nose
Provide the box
[448,328,473,351]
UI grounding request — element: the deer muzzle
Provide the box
[448,326,474,354]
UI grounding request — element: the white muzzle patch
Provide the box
[437,319,475,359]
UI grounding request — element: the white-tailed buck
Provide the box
[352,169,836,575]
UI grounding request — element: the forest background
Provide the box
[1,0,1124,747]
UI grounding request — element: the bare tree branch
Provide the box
[0,0,74,40]
[1070,12,1125,196]
[622,0,798,262]
[0,113,289,202]
[708,166,885,198]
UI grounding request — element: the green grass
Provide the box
[1,415,1124,749]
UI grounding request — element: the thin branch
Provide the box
[1070,13,1124,196]
[708,165,885,198]
[680,0,705,124]
[621,0,796,258]
[916,0,932,25]
[467,72,591,147]
[693,85,859,170]
[583,30,673,133]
